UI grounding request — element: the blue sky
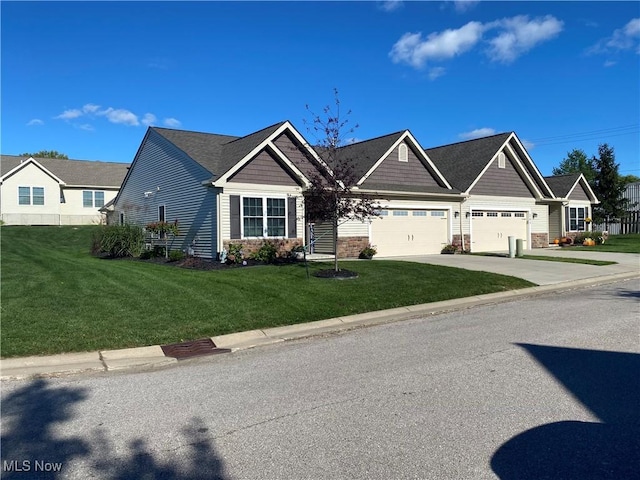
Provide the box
[2,1,639,178]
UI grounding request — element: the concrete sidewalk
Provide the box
[2,250,638,381]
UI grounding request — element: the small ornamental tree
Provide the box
[145,220,179,259]
[304,90,379,272]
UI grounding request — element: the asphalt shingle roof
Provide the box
[424,132,512,192]
[151,122,287,179]
[1,155,129,187]
[544,173,582,198]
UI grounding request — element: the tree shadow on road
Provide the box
[1,378,228,479]
[491,344,640,479]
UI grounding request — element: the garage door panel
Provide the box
[372,209,449,256]
[471,210,527,252]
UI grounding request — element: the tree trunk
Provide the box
[333,216,339,272]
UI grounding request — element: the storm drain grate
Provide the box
[161,338,231,360]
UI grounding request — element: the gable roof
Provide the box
[424,132,512,192]
[330,130,453,192]
[544,173,599,203]
[151,122,288,181]
[1,155,129,187]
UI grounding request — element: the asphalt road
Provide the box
[1,279,639,480]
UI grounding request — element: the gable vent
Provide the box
[399,143,408,162]
[497,152,506,169]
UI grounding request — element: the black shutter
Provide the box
[230,195,241,239]
[288,197,297,238]
[564,206,569,233]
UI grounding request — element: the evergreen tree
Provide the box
[591,143,628,227]
[552,149,596,184]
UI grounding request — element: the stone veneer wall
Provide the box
[337,236,369,258]
[451,234,471,252]
[223,238,303,258]
[531,232,549,248]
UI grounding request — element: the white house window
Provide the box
[430,211,445,217]
[412,211,427,217]
[393,210,408,216]
[569,207,588,231]
[243,196,286,237]
[18,186,44,206]
[83,190,105,208]
[398,144,408,162]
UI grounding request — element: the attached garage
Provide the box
[371,208,450,256]
[470,210,528,252]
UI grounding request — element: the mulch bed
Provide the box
[312,268,359,279]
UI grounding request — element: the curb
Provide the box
[2,271,637,381]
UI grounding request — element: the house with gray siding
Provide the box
[110,121,324,259]
[424,132,556,251]
[544,173,599,241]
[113,122,574,258]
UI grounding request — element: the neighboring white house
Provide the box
[0,155,129,225]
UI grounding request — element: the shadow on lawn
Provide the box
[491,344,640,480]
[1,379,228,479]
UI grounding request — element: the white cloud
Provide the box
[390,15,563,69]
[604,60,617,67]
[82,103,101,113]
[53,103,178,129]
[97,107,139,126]
[587,18,640,55]
[428,66,446,80]
[379,1,403,12]
[26,119,44,126]
[163,118,182,128]
[459,128,496,140]
[522,139,535,150]
[486,15,564,63]
[389,21,485,68]
[55,109,83,120]
[142,113,157,126]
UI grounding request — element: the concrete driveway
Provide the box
[382,248,640,285]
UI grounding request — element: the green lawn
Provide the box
[1,226,534,358]
[575,233,640,254]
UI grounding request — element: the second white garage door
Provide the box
[471,210,528,252]
[371,209,449,256]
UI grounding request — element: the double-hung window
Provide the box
[18,186,45,206]
[83,190,105,208]
[242,196,286,237]
[569,207,588,231]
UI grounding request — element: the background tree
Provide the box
[21,150,69,159]
[304,90,379,273]
[591,143,629,228]
[552,149,596,184]
[619,174,640,185]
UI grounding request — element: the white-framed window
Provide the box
[398,143,408,162]
[242,196,286,237]
[430,211,445,217]
[393,210,408,216]
[83,190,105,208]
[515,212,526,218]
[501,212,512,217]
[413,211,427,217]
[18,186,45,206]
[569,207,588,231]
[377,210,389,216]
[472,211,484,217]
[487,212,499,217]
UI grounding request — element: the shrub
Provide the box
[251,240,279,263]
[227,243,244,264]
[94,224,145,258]
[441,244,457,254]
[168,250,185,262]
[359,244,377,259]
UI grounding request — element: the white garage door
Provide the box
[471,210,528,252]
[372,209,449,256]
